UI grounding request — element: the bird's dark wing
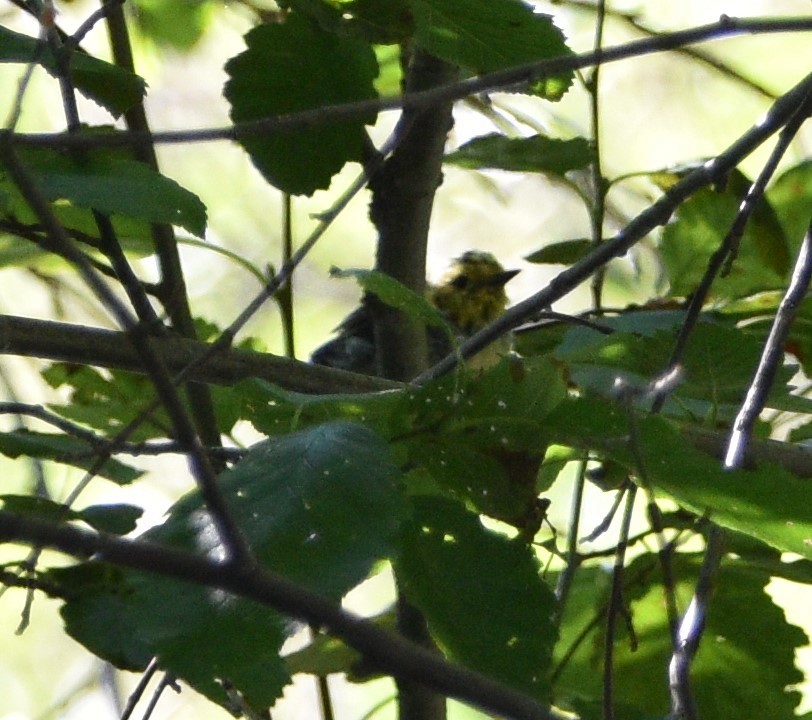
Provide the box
[310,303,376,374]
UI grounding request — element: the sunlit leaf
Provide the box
[17,148,207,237]
[0,26,145,116]
[553,555,807,718]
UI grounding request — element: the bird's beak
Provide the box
[488,268,520,287]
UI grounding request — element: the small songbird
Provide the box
[311,250,519,376]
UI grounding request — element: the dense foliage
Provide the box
[0,1,811,719]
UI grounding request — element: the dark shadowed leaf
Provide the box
[224,15,378,195]
[396,496,558,699]
[446,135,591,176]
[0,496,142,535]
[409,0,574,98]
[76,504,143,535]
[54,422,406,712]
[553,555,807,718]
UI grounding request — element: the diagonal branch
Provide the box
[417,69,812,381]
[7,17,812,152]
[0,140,253,566]
[0,509,570,720]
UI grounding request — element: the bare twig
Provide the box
[668,154,812,720]
[120,658,161,720]
[6,17,811,152]
[652,85,812,412]
[726,219,812,466]
[602,484,637,720]
[554,460,587,607]
[587,0,609,311]
[558,0,783,101]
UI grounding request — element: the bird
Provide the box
[311,250,519,376]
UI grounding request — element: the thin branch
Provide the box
[554,459,587,609]
[652,85,812,412]
[0,401,239,461]
[726,220,812,466]
[416,69,812,381]
[559,0,783,101]
[7,17,812,151]
[5,313,812,473]
[102,0,225,469]
[0,140,253,566]
[668,526,725,720]
[121,658,161,720]
[667,133,812,719]
[0,509,571,720]
[139,672,178,720]
[175,125,404,391]
[0,313,397,393]
[279,194,295,359]
[602,484,637,720]
[587,0,609,311]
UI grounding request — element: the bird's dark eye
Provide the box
[451,275,470,289]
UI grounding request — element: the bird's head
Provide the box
[430,251,519,334]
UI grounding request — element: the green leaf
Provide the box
[76,504,143,535]
[525,239,593,265]
[0,496,141,535]
[553,555,807,718]
[0,26,146,117]
[285,606,398,678]
[337,0,415,43]
[402,438,538,530]
[17,148,207,237]
[659,172,789,300]
[238,379,405,440]
[55,422,406,712]
[0,181,157,268]
[396,496,558,699]
[446,135,591,175]
[418,357,567,450]
[636,416,812,560]
[768,160,812,255]
[224,15,379,196]
[331,267,451,329]
[0,431,141,484]
[409,0,574,99]
[542,394,812,559]
[0,494,75,523]
[160,421,407,596]
[130,0,215,50]
[723,292,812,380]
[549,312,802,419]
[43,365,170,443]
